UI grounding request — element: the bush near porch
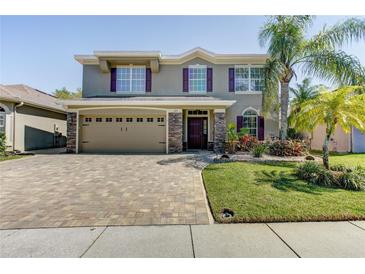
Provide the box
[202,154,365,223]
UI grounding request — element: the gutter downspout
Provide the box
[12,102,24,151]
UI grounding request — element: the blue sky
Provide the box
[1,16,364,94]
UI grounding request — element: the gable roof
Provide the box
[0,84,65,113]
[75,47,269,65]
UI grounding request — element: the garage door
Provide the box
[80,115,166,153]
[353,127,365,153]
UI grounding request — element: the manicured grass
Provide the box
[202,156,365,223]
[328,154,365,167]
[0,155,29,162]
[310,151,365,167]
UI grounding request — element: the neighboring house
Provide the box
[0,84,67,151]
[64,47,279,154]
[310,124,365,153]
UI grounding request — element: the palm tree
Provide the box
[259,16,365,140]
[289,78,320,121]
[290,78,319,105]
[290,86,365,169]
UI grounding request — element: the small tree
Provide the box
[53,87,82,99]
[291,86,365,169]
[227,123,249,153]
[0,133,6,157]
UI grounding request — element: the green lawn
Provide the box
[327,154,365,167]
[0,155,29,162]
[202,154,365,223]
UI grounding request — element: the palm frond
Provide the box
[291,86,365,134]
[300,49,365,85]
[308,17,365,50]
[262,58,284,114]
[259,16,311,65]
[290,78,319,102]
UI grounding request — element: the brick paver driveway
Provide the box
[0,154,211,229]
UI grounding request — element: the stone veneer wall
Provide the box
[168,111,183,153]
[66,112,77,153]
[213,112,226,153]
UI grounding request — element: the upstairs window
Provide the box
[189,65,207,93]
[250,67,265,91]
[235,67,249,92]
[235,66,264,92]
[116,66,146,93]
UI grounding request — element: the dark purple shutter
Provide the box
[258,116,265,141]
[110,68,117,92]
[183,68,189,92]
[229,68,235,92]
[145,68,152,92]
[236,115,243,133]
[207,68,213,92]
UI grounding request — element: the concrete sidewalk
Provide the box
[1,221,364,258]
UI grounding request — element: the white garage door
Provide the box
[80,115,166,153]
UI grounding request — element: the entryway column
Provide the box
[213,109,226,153]
[66,112,77,153]
[167,109,183,153]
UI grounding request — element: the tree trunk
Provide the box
[323,123,334,169]
[322,134,330,169]
[279,81,290,141]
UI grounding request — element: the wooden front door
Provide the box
[188,117,208,149]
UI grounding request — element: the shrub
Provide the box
[314,168,335,187]
[337,166,365,191]
[0,133,6,156]
[297,162,365,191]
[251,143,267,158]
[297,161,334,187]
[237,135,259,151]
[226,123,238,153]
[296,161,322,181]
[268,139,307,157]
[330,164,351,172]
[287,128,306,140]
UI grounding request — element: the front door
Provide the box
[188,117,208,149]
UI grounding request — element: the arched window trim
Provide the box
[0,104,8,134]
[0,103,11,114]
[242,107,258,137]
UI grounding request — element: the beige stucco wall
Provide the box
[14,105,67,151]
[310,124,351,152]
[80,57,279,139]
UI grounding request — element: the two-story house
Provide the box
[64,48,278,154]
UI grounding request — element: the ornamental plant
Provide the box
[291,86,365,169]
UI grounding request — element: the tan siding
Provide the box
[14,105,67,151]
[81,57,279,139]
[311,124,351,152]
